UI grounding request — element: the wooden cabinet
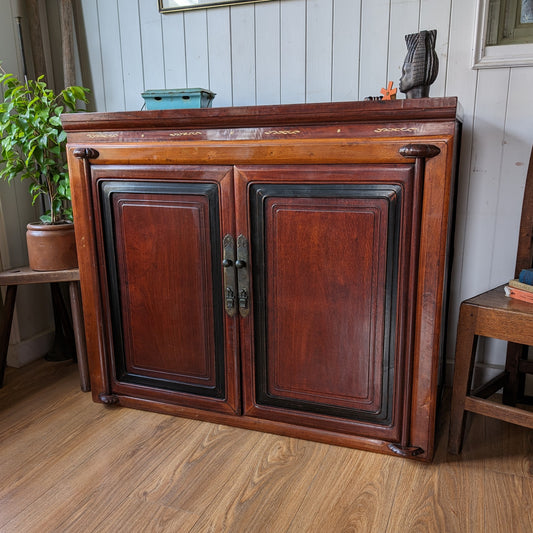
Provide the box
[63,98,461,461]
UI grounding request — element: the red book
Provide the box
[504,285,533,304]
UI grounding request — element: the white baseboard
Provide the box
[7,329,55,368]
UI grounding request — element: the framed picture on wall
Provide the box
[159,0,274,13]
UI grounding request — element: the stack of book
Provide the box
[505,268,533,303]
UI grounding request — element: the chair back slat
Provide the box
[515,147,533,277]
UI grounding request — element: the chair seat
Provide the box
[466,284,533,312]
[462,285,533,346]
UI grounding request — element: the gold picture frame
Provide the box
[159,0,274,13]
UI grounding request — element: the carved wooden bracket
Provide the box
[388,443,425,457]
[98,393,119,405]
[73,147,100,160]
[399,144,440,159]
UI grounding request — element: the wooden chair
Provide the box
[0,266,90,392]
[448,147,533,454]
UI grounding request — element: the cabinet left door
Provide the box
[89,165,240,415]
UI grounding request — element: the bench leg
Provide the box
[448,303,479,454]
[68,281,90,392]
[0,285,18,387]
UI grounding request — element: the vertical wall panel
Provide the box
[96,0,124,111]
[419,0,452,97]
[459,67,510,374]
[387,0,420,94]
[255,0,281,105]
[444,0,479,378]
[162,11,187,89]
[184,10,210,89]
[490,67,533,286]
[306,0,333,103]
[139,0,165,91]
[77,0,106,110]
[331,0,360,102]
[359,0,390,100]
[461,69,510,297]
[118,0,144,111]
[231,5,256,106]
[207,8,232,107]
[280,0,306,104]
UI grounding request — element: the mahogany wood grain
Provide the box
[61,97,461,132]
[236,165,416,443]
[64,100,461,461]
[264,196,387,409]
[114,192,216,385]
[89,166,239,415]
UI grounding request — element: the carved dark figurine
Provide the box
[399,29,438,99]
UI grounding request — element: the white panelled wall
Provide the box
[65,0,532,383]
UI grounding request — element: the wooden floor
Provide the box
[0,360,531,533]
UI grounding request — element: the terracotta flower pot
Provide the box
[26,222,78,271]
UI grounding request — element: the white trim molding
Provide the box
[473,0,533,68]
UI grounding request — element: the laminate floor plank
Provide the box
[188,435,330,533]
[0,360,82,437]
[483,470,533,533]
[482,416,533,478]
[385,399,486,533]
[0,405,157,531]
[56,417,205,533]
[286,446,402,532]
[0,387,108,479]
[139,423,265,514]
[1,360,532,532]
[87,498,201,533]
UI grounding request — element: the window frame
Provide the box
[473,0,533,68]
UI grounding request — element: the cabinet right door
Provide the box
[236,165,420,442]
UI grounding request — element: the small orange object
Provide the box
[380,81,397,100]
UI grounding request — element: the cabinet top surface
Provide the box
[62,97,461,133]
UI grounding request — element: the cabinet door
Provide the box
[92,166,239,414]
[236,166,418,441]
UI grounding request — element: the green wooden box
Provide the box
[141,88,216,110]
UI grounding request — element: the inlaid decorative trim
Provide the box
[169,131,203,137]
[86,133,119,139]
[264,130,301,135]
[374,127,419,133]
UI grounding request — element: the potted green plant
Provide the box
[0,68,89,271]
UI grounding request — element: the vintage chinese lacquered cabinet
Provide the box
[63,98,461,461]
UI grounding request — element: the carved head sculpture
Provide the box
[399,29,439,99]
